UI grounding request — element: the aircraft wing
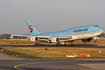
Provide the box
[50,36,77,42]
[30,35,76,43]
[11,34,30,39]
[12,34,77,43]
[12,34,29,37]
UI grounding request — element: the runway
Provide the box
[0,59,105,70]
[0,45,105,48]
[0,45,105,70]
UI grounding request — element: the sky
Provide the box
[0,0,105,34]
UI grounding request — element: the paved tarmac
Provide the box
[0,45,105,70]
[0,45,105,48]
[0,59,105,70]
[0,53,21,60]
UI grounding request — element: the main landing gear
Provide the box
[56,41,75,46]
[56,42,67,46]
[70,41,75,46]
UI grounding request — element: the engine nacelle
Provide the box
[51,37,60,43]
[30,36,39,42]
[51,37,57,43]
[30,36,36,42]
[82,38,92,42]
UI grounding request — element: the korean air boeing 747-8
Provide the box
[26,20,103,46]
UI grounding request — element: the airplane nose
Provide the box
[100,28,104,33]
[99,28,104,32]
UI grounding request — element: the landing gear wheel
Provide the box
[56,44,61,46]
[70,41,75,46]
[64,44,67,46]
[70,44,75,46]
[94,40,97,43]
[56,42,61,46]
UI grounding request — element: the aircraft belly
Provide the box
[60,31,103,42]
[73,31,103,40]
[37,31,103,42]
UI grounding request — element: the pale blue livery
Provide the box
[26,20,104,46]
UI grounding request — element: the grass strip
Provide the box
[2,47,65,59]
[2,47,105,59]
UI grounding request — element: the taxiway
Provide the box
[0,45,105,70]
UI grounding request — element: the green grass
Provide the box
[2,47,105,59]
[44,48,49,50]
[2,47,66,59]
[16,42,18,44]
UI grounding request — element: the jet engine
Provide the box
[82,38,92,42]
[35,37,39,42]
[51,37,60,43]
[30,36,39,42]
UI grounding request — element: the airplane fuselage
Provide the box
[26,20,104,45]
[31,24,103,42]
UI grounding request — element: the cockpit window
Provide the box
[94,25,98,27]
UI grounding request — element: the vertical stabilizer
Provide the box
[26,20,40,35]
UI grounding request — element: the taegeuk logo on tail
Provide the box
[29,25,33,33]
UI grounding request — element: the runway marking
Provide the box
[14,61,67,69]
[14,62,43,69]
